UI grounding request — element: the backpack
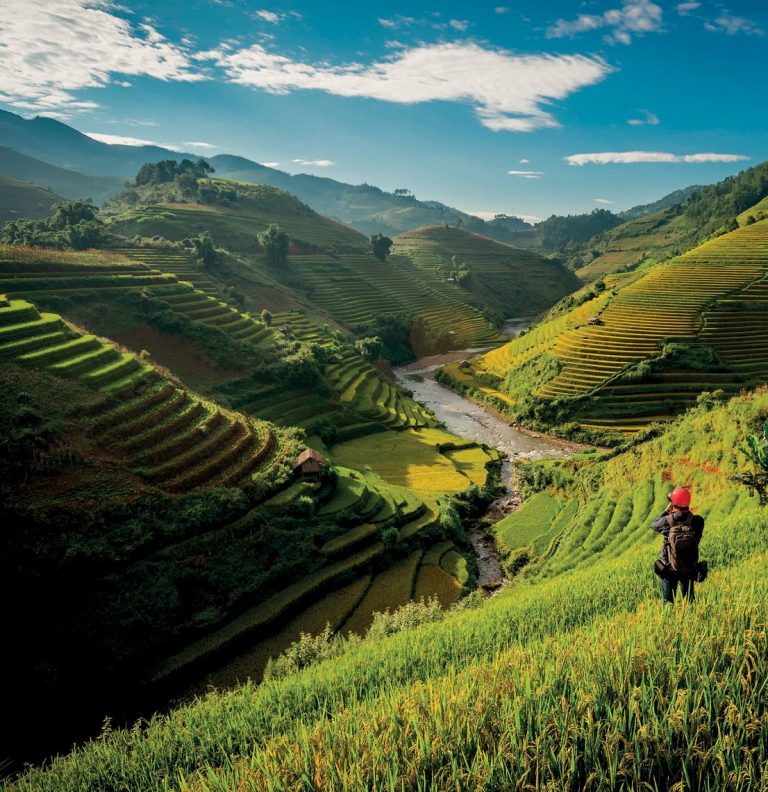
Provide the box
[666,513,699,575]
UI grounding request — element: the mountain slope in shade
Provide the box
[0,146,122,204]
[0,175,62,224]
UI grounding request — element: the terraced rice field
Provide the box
[111,246,223,298]
[331,427,494,508]
[455,220,768,434]
[0,296,291,493]
[288,253,507,354]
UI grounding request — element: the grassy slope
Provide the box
[393,224,580,318]
[442,219,768,436]
[108,180,368,253]
[8,384,768,791]
[0,175,61,224]
[108,185,576,357]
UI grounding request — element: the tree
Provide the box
[50,200,98,230]
[260,309,273,327]
[192,232,216,268]
[257,224,290,267]
[354,336,383,361]
[370,233,393,262]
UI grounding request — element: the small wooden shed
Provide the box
[294,448,327,478]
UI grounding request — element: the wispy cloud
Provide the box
[547,0,663,45]
[566,151,750,165]
[86,131,179,148]
[0,0,203,113]
[519,158,530,164]
[86,132,217,152]
[183,141,218,150]
[377,15,471,32]
[252,9,302,24]
[262,161,280,168]
[508,169,542,179]
[627,109,660,126]
[594,197,615,204]
[292,158,335,167]
[704,11,764,36]
[203,42,611,133]
[495,6,510,14]
[676,2,700,16]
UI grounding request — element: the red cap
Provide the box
[669,486,691,508]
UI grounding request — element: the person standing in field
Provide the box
[651,486,704,604]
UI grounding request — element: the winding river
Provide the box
[393,318,574,586]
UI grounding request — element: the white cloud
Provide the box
[262,161,280,168]
[627,109,660,125]
[86,132,217,152]
[85,131,178,148]
[519,158,530,164]
[566,151,751,165]
[594,197,615,204]
[203,42,611,133]
[676,2,700,15]
[449,19,471,31]
[252,9,302,24]
[253,10,280,23]
[495,6,510,14]
[547,0,663,45]
[0,0,203,113]
[183,141,218,150]
[292,158,335,167]
[508,169,543,179]
[704,12,764,36]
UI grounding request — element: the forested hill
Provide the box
[568,160,768,280]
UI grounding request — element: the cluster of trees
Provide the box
[258,223,289,267]
[370,233,393,261]
[684,161,768,229]
[135,158,214,186]
[533,209,620,251]
[0,200,108,250]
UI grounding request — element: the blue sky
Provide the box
[1,1,766,219]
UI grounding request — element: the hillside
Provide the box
[441,218,768,438]
[0,111,521,238]
[393,225,580,319]
[7,375,768,791]
[569,161,768,281]
[0,242,503,767]
[107,179,369,253]
[618,184,702,221]
[0,146,123,204]
[103,179,579,358]
[0,176,60,224]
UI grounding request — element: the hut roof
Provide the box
[294,448,327,467]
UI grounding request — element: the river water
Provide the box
[393,319,573,586]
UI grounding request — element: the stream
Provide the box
[393,317,574,587]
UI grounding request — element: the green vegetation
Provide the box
[8,374,768,790]
[442,219,768,439]
[570,160,768,279]
[0,200,108,249]
[0,175,61,224]
[369,232,393,261]
[257,223,289,267]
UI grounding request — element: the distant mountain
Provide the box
[0,146,122,204]
[619,185,702,221]
[0,175,61,224]
[0,110,532,239]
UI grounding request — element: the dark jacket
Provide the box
[651,509,704,566]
